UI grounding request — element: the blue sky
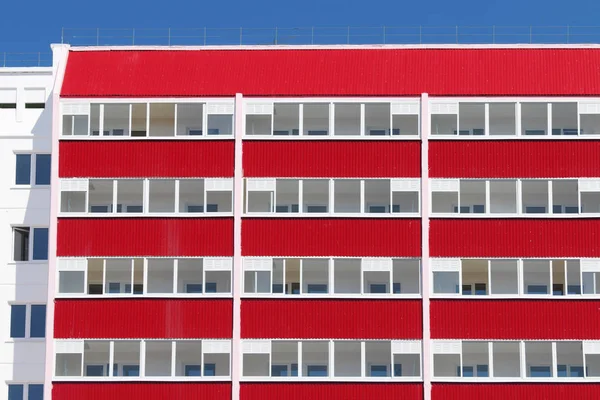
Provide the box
[2,0,600,54]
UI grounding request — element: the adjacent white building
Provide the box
[0,59,55,400]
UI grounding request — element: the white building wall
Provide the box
[0,67,54,395]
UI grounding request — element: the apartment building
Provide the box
[1,43,597,400]
[0,57,56,400]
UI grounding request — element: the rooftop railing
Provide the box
[61,25,600,46]
[0,52,52,68]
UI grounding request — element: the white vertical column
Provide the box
[421,93,432,400]
[139,340,146,377]
[231,93,244,400]
[44,44,70,400]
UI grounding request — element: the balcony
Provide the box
[245,178,419,217]
[241,340,421,381]
[432,340,600,382]
[62,101,233,138]
[244,101,419,138]
[54,339,231,380]
[60,178,233,217]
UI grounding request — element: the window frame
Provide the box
[12,226,48,263]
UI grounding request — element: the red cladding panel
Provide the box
[242,218,421,257]
[54,299,232,339]
[242,299,422,339]
[431,300,600,340]
[432,383,600,400]
[53,383,231,400]
[430,219,600,257]
[57,218,233,256]
[62,49,600,97]
[241,383,422,400]
[430,140,600,178]
[243,140,420,178]
[59,140,234,178]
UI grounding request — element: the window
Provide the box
[86,365,105,376]
[370,365,388,377]
[13,227,30,261]
[271,365,288,376]
[28,384,43,400]
[8,385,23,400]
[11,304,45,339]
[185,365,201,376]
[30,305,46,338]
[32,228,48,260]
[15,154,50,186]
[10,305,26,338]
[307,365,327,377]
[35,155,51,185]
[15,154,31,185]
[203,363,216,376]
[530,366,551,377]
[13,227,48,261]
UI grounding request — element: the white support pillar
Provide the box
[231,93,244,400]
[44,44,74,400]
[421,93,432,400]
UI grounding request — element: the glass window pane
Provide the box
[15,154,31,185]
[10,305,26,338]
[207,114,233,135]
[32,228,49,260]
[489,103,516,136]
[459,103,485,135]
[433,271,459,294]
[273,104,299,135]
[8,385,23,400]
[365,103,390,136]
[59,271,85,294]
[30,305,46,338]
[431,114,457,135]
[304,104,329,135]
[35,154,50,185]
[334,103,360,136]
[28,384,44,400]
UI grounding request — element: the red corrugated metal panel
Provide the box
[430,140,600,178]
[59,140,234,178]
[57,218,233,256]
[430,219,600,257]
[54,299,232,339]
[53,383,231,400]
[241,383,422,400]
[432,383,600,400]
[61,49,600,97]
[242,218,421,257]
[431,299,600,340]
[243,141,420,178]
[242,299,422,339]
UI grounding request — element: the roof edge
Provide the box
[65,43,600,52]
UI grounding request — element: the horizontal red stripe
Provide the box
[431,300,600,340]
[53,383,231,400]
[241,383,423,400]
[430,140,600,178]
[57,218,233,256]
[430,219,600,257]
[59,140,234,178]
[432,383,600,400]
[54,299,232,339]
[243,140,420,178]
[242,218,421,257]
[61,49,600,97]
[241,299,422,339]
